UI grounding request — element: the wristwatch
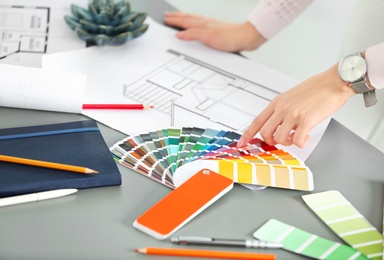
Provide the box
[338,52,377,107]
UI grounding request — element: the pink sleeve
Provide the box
[247,0,313,39]
[366,42,384,90]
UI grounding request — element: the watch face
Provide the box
[338,54,367,82]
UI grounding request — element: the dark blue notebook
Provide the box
[0,120,121,198]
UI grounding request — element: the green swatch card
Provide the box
[253,219,369,260]
[302,190,383,260]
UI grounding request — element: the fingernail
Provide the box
[176,31,184,38]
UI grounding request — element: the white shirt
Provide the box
[248,0,384,89]
[366,42,384,90]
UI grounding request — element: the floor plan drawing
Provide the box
[123,49,280,131]
[0,5,49,59]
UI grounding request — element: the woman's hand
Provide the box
[237,64,357,148]
[164,11,266,52]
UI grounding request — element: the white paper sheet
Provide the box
[42,17,330,161]
[0,64,86,113]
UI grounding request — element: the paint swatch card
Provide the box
[133,169,233,239]
[253,219,369,260]
[302,191,383,260]
[110,127,313,191]
[173,159,313,191]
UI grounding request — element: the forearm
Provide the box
[238,21,267,51]
[248,0,313,39]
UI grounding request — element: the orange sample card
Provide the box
[133,169,234,239]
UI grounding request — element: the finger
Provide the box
[164,12,210,29]
[176,28,218,48]
[291,123,312,148]
[272,120,296,146]
[289,132,310,148]
[237,118,265,147]
[237,106,274,147]
[164,11,201,20]
[258,112,286,146]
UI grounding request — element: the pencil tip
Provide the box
[85,168,99,174]
[143,104,154,109]
[135,248,145,254]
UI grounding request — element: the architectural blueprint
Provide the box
[123,49,278,131]
[0,5,49,59]
[0,0,86,67]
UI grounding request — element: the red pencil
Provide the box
[82,104,153,110]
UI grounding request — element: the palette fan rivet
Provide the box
[202,169,210,175]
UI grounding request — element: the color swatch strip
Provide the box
[173,159,313,191]
[253,219,369,260]
[110,127,313,191]
[302,190,383,260]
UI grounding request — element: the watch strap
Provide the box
[350,80,371,94]
[350,80,377,107]
[363,89,377,107]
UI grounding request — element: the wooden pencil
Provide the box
[82,104,153,110]
[135,247,276,259]
[0,155,98,174]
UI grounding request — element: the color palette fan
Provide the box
[110,127,314,191]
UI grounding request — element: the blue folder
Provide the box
[0,120,121,198]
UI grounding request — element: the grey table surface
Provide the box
[1,108,383,260]
[0,1,383,259]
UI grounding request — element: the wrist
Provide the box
[338,52,377,107]
[239,21,267,51]
[331,63,357,99]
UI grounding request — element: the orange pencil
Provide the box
[0,155,98,174]
[135,247,276,259]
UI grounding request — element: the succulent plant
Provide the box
[64,0,148,46]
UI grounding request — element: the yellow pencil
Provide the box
[135,247,276,259]
[0,155,98,174]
